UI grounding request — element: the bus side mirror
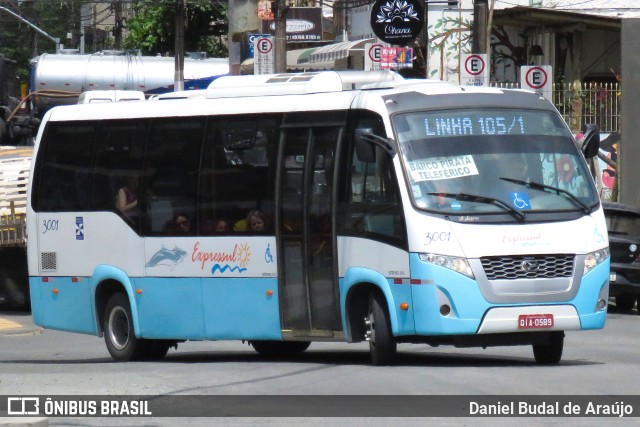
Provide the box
[580,124,600,159]
[354,127,396,163]
[355,128,376,163]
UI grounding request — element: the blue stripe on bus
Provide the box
[30,274,282,341]
[29,276,98,335]
[133,277,281,340]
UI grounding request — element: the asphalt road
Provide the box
[1,304,639,426]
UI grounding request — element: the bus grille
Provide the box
[480,254,574,280]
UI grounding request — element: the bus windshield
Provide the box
[393,108,600,216]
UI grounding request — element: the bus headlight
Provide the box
[584,248,610,274]
[419,253,474,279]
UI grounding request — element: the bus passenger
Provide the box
[116,176,139,217]
[173,213,192,234]
[247,209,267,232]
[213,218,230,233]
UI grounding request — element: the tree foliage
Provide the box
[124,0,228,58]
[0,0,83,81]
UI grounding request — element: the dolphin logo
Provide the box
[146,246,187,270]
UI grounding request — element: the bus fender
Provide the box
[341,267,398,341]
[92,264,141,338]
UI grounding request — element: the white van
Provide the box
[77,90,145,104]
[148,89,207,101]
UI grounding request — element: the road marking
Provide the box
[0,318,22,330]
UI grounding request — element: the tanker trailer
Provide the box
[29,52,229,118]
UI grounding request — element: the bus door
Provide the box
[277,120,342,336]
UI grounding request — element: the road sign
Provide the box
[365,43,383,71]
[247,34,270,59]
[460,54,489,86]
[254,35,274,75]
[520,65,553,100]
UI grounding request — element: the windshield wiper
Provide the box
[428,192,526,222]
[499,177,592,214]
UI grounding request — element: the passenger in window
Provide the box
[116,176,139,217]
[246,209,267,232]
[173,213,192,235]
[213,218,230,233]
[233,210,268,232]
[202,218,230,234]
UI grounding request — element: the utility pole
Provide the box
[174,0,185,91]
[274,0,288,73]
[472,0,488,54]
[114,0,123,50]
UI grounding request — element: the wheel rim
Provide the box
[366,306,376,348]
[108,306,130,351]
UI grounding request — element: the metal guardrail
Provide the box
[0,155,30,217]
[0,153,30,247]
[490,81,621,133]
[0,204,26,247]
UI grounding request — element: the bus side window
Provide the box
[88,120,147,229]
[34,122,95,212]
[143,118,204,235]
[198,116,278,234]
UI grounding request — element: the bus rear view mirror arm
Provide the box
[355,128,396,163]
[580,123,600,159]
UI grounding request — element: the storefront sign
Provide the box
[261,7,323,42]
[370,0,424,47]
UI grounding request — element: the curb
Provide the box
[0,317,41,336]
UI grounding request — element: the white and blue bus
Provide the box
[27,71,609,365]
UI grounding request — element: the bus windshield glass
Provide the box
[393,109,599,216]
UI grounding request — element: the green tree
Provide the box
[0,0,82,81]
[124,0,228,57]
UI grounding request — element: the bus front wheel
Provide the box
[103,293,152,361]
[365,292,397,366]
[533,331,564,365]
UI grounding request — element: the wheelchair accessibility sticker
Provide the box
[510,192,531,210]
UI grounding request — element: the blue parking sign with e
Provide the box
[247,34,270,59]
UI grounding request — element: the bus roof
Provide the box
[41,72,548,123]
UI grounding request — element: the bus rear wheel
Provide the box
[533,331,564,365]
[251,340,311,357]
[365,292,397,366]
[103,293,167,362]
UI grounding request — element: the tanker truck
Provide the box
[1,51,229,146]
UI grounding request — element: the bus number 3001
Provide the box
[42,219,59,233]
[425,231,451,245]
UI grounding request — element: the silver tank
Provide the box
[31,53,229,111]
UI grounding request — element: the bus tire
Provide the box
[251,340,311,357]
[366,292,397,366]
[533,331,564,365]
[103,293,147,362]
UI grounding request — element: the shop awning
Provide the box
[307,39,374,64]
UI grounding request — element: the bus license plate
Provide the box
[518,314,554,329]
[610,272,616,282]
